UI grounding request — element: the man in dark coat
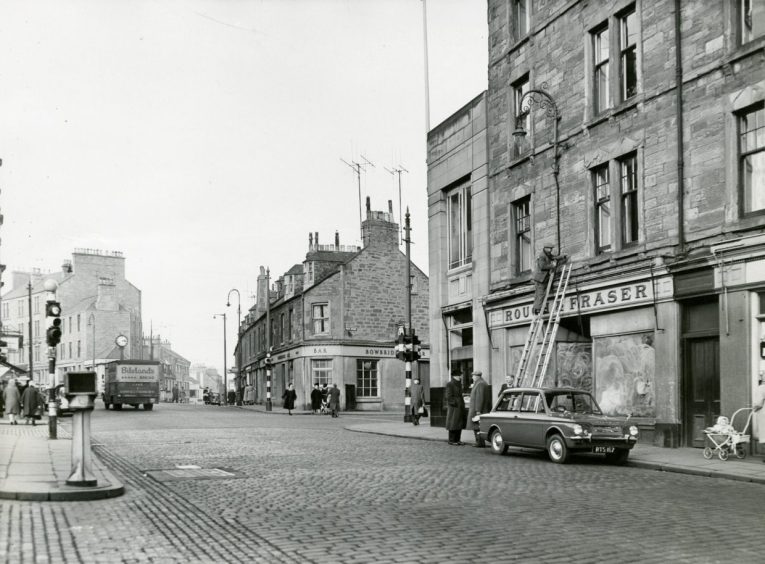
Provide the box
[445,373,466,445]
[282,382,297,415]
[328,383,341,418]
[532,246,557,314]
[467,371,492,447]
[498,375,514,397]
[310,383,323,414]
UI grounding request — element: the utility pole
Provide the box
[403,209,413,423]
[384,164,408,245]
[341,155,375,240]
[265,268,272,411]
[27,281,33,380]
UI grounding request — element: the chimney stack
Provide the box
[388,200,393,213]
[335,231,340,248]
[309,233,313,247]
[366,196,371,214]
[315,231,319,246]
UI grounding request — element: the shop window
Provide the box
[593,164,612,253]
[312,303,329,334]
[741,0,765,44]
[513,196,532,273]
[356,359,379,398]
[311,359,332,386]
[447,183,472,269]
[592,23,610,114]
[739,103,765,215]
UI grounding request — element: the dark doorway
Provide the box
[684,336,720,447]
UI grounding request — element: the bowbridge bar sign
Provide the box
[491,280,656,328]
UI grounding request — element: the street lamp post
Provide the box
[513,86,563,252]
[227,288,241,406]
[213,313,227,405]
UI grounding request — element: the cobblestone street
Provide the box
[2,404,764,563]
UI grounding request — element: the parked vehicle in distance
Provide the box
[103,360,160,411]
[209,392,221,406]
[478,387,639,464]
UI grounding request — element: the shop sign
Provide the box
[496,282,653,327]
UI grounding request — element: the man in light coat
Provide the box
[3,378,21,425]
[467,371,493,448]
[410,378,426,426]
[445,373,466,445]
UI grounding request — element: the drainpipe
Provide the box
[674,0,685,252]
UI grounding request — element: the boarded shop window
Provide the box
[356,359,379,397]
[593,333,655,417]
[739,103,765,215]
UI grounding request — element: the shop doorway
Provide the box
[684,336,720,447]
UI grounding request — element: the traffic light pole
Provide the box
[403,210,413,423]
[48,354,57,439]
[265,268,272,411]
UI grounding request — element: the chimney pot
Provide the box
[335,231,340,248]
[309,233,313,247]
[366,196,371,213]
[315,232,319,246]
[388,200,393,213]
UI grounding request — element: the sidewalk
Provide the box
[0,419,124,501]
[239,402,765,485]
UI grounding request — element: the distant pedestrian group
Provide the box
[283,382,340,416]
[3,379,45,426]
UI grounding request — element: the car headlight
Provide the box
[629,425,639,437]
[572,424,583,435]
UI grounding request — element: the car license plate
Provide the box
[593,446,615,454]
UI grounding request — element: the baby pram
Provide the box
[320,397,330,415]
[702,408,753,461]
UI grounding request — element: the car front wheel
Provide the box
[546,433,569,464]
[489,429,508,455]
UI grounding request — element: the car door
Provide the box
[512,392,547,447]
[496,390,523,445]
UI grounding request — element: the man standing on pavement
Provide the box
[467,371,492,447]
[445,372,466,445]
[410,378,426,426]
[532,246,557,315]
[328,383,341,418]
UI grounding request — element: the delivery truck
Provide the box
[103,360,160,411]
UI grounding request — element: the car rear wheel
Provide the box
[144,403,154,411]
[546,433,569,464]
[604,448,629,465]
[489,429,508,455]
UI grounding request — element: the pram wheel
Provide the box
[718,448,729,461]
[703,447,713,460]
[735,444,747,459]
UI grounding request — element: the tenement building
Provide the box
[237,199,429,411]
[428,0,765,449]
[1,249,143,386]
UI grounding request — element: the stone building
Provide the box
[142,337,191,402]
[1,249,142,385]
[428,0,765,449]
[237,199,430,411]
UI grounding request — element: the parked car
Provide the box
[478,387,639,464]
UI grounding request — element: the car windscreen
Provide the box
[545,392,602,415]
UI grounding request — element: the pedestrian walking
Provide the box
[3,378,21,425]
[532,246,557,314]
[467,371,492,447]
[754,375,765,463]
[445,372,466,445]
[0,380,6,418]
[410,378,426,426]
[282,382,297,415]
[328,383,341,418]
[21,382,44,426]
[310,383,322,414]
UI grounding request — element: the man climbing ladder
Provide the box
[532,246,558,314]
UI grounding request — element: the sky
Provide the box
[0,0,488,374]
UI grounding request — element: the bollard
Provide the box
[63,372,98,487]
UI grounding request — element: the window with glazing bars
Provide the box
[620,8,637,101]
[513,196,532,273]
[740,103,765,214]
[593,165,611,252]
[620,154,639,245]
[312,303,329,334]
[593,24,610,114]
[447,184,472,269]
[356,359,379,397]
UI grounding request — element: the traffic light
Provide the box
[265,347,273,369]
[46,300,62,347]
[410,331,421,362]
[395,329,407,361]
[0,339,7,362]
